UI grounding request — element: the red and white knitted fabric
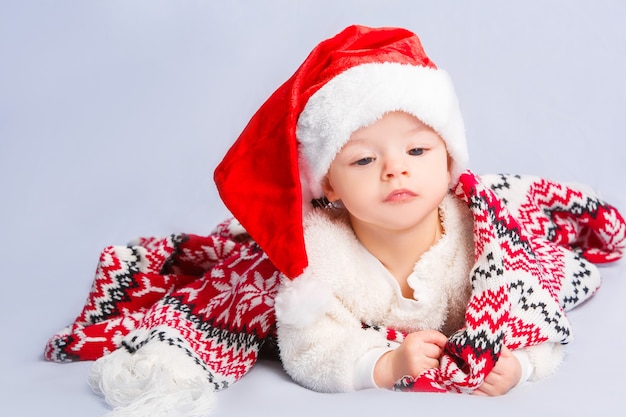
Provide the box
[44,172,625,413]
[393,171,624,392]
[44,220,281,384]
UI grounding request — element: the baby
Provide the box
[214,25,624,395]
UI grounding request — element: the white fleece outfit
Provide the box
[275,193,558,392]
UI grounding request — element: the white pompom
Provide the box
[88,340,216,417]
[274,269,334,327]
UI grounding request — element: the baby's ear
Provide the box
[321,176,337,202]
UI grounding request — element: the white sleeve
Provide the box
[275,274,399,392]
[511,349,534,386]
[353,347,395,390]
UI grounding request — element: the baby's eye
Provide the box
[354,157,375,166]
[408,148,425,156]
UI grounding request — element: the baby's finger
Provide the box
[420,330,448,347]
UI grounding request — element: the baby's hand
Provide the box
[473,346,522,396]
[374,329,447,389]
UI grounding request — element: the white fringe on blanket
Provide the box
[88,332,216,417]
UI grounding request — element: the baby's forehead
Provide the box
[350,110,430,131]
[345,122,439,146]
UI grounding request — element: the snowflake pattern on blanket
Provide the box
[44,220,281,390]
[45,171,625,397]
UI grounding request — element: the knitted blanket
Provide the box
[44,172,625,415]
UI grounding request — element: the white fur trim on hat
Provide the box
[297,62,468,198]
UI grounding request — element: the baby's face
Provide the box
[323,111,450,233]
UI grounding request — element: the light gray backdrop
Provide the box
[1,1,624,416]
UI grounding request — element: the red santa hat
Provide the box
[214,25,467,280]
